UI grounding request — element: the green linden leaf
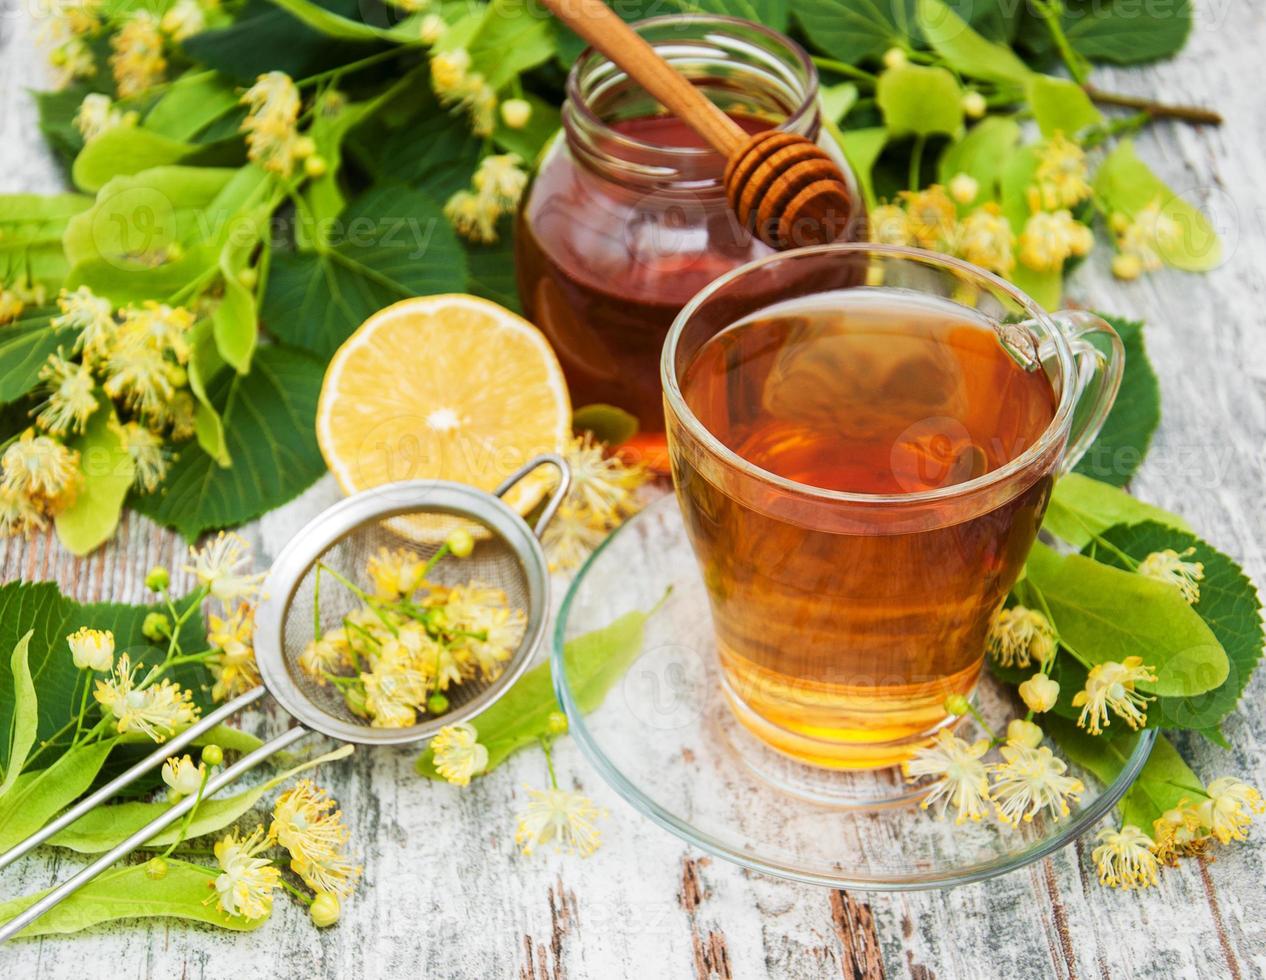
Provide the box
[262,0,424,43]
[0,741,115,853]
[181,0,384,84]
[261,184,467,358]
[1086,522,1264,733]
[416,605,655,780]
[71,129,203,195]
[827,123,886,211]
[573,404,640,446]
[0,858,264,937]
[936,116,1021,200]
[1021,0,1194,67]
[1072,315,1159,487]
[456,0,557,91]
[0,309,76,405]
[132,344,327,539]
[1026,75,1103,139]
[1042,473,1189,550]
[794,0,913,64]
[34,86,91,170]
[876,64,964,137]
[187,319,231,466]
[0,632,37,799]
[0,193,92,293]
[143,70,243,143]
[464,230,522,314]
[915,0,1032,85]
[53,399,135,557]
[1094,139,1222,272]
[1023,541,1229,698]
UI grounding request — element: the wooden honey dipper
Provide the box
[538,0,856,249]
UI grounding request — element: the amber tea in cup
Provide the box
[663,245,1123,770]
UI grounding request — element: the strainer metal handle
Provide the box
[494,452,571,533]
[0,723,309,943]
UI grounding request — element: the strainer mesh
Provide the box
[280,514,533,733]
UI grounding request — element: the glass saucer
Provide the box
[551,494,1155,891]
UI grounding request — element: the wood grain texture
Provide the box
[2,3,1266,977]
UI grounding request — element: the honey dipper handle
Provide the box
[537,0,748,156]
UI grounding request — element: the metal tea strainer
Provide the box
[0,455,569,943]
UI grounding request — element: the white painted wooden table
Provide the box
[3,3,1266,977]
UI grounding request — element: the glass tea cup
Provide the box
[661,243,1123,770]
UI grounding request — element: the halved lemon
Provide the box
[317,295,571,540]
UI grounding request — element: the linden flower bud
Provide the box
[238,267,259,290]
[202,743,225,766]
[142,611,171,642]
[427,692,450,713]
[962,90,987,119]
[944,693,971,716]
[344,684,370,718]
[420,13,446,44]
[882,47,908,69]
[304,154,328,178]
[446,528,475,558]
[145,565,170,592]
[949,172,979,205]
[500,98,532,130]
[293,136,317,159]
[547,711,569,735]
[1007,718,1044,749]
[1019,672,1060,713]
[68,628,115,672]
[145,856,169,880]
[1112,252,1144,280]
[310,891,341,927]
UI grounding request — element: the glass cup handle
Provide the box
[1048,310,1125,473]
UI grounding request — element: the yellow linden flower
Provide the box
[515,786,606,857]
[161,753,205,797]
[117,301,195,364]
[1115,198,1181,272]
[430,49,498,135]
[1197,776,1266,844]
[989,743,1085,825]
[299,628,354,682]
[52,0,102,37]
[1018,672,1059,713]
[0,289,24,325]
[53,286,116,363]
[35,351,97,437]
[1071,657,1157,734]
[366,547,429,600]
[73,93,137,142]
[1034,132,1092,209]
[160,0,206,40]
[240,72,310,177]
[541,504,609,573]
[114,421,169,493]
[49,36,97,89]
[985,605,1056,669]
[207,604,260,702]
[361,644,428,727]
[1006,718,1044,749]
[110,11,167,98]
[67,626,114,671]
[899,186,957,250]
[868,203,912,246]
[1092,824,1159,889]
[1018,209,1093,273]
[271,780,361,895]
[955,203,1015,276]
[1,428,81,506]
[431,723,489,786]
[1138,547,1204,604]
[214,827,280,920]
[419,13,446,44]
[563,432,648,528]
[101,334,177,421]
[0,485,48,536]
[472,154,529,210]
[1151,800,1209,864]
[444,189,501,244]
[902,729,992,824]
[93,653,199,742]
[948,172,979,205]
[184,531,266,606]
[1112,251,1145,281]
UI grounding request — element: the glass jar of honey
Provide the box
[515,15,864,440]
